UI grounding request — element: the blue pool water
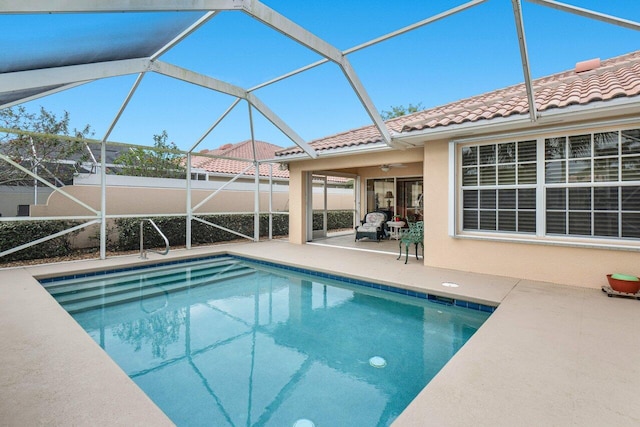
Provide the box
[42,256,491,426]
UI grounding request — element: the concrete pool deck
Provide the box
[1,241,639,426]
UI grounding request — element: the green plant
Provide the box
[0,220,81,262]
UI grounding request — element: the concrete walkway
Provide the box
[1,241,638,426]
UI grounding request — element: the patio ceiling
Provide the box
[1,0,638,163]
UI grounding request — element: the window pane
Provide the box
[568,187,591,210]
[479,145,496,165]
[518,189,536,209]
[594,187,618,210]
[462,166,478,186]
[569,134,591,158]
[568,159,591,182]
[479,211,496,230]
[498,142,516,164]
[622,129,640,155]
[622,213,640,238]
[480,166,496,185]
[498,189,516,209]
[462,146,478,166]
[518,211,536,232]
[498,211,516,231]
[546,188,566,210]
[594,158,619,182]
[545,137,565,160]
[463,190,478,209]
[568,212,591,235]
[622,186,640,211]
[594,132,618,157]
[621,156,640,181]
[463,210,478,229]
[545,161,565,183]
[518,163,536,184]
[480,189,496,209]
[518,140,536,162]
[594,212,619,237]
[498,164,515,185]
[546,211,566,234]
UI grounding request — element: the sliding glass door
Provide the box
[366,177,423,222]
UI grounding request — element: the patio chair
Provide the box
[355,211,388,242]
[397,221,424,263]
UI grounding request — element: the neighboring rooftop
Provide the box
[276,50,640,157]
[192,140,289,179]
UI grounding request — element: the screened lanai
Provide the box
[1,0,639,261]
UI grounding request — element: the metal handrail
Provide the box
[140,219,170,259]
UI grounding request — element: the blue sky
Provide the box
[10,0,640,151]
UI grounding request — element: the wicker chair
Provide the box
[355,211,388,242]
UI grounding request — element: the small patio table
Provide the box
[386,221,405,240]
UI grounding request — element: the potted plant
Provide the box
[607,273,640,294]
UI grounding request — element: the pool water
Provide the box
[43,256,491,426]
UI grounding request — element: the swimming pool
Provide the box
[42,255,492,426]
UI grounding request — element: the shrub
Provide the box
[0,220,81,263]
[113,213,290,251]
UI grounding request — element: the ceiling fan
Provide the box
[380,163,406,172]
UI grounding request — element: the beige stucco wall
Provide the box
[25,182,352,248]
[29,184,352,217]
[423,139,640,289]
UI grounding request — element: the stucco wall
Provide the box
[29,184,352,217]
[423,139,640,289]
[0,186,53,217]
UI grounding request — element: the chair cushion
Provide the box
[365,212,386,224]
[359,223,379,231]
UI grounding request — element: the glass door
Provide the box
[366,177,423,223]
[365,178,394,221]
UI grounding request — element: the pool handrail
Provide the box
[140,219,170,259]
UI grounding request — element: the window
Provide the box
[458,128,640,242]
[545,130,640,239]
[461,140,536,233]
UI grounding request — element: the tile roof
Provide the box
[192,140,289,179]
[276,50,640,157]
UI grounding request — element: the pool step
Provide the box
[48,259,242,298]
[52,262,249,305]
[44,256,237,295]
[60,268,253,314]
[43,257,254,314]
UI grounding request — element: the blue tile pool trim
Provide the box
[234,255,496,313]
[37,254,230,284]
[38,254,496,313]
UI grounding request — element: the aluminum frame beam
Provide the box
[512,0,538,122]
[526,0,640,32]
[0,0,245,13]
[0,58,151,93]
[153,62,317,157]
[246,94,317,158]
[242,0,394,148]
[150,12,220,61]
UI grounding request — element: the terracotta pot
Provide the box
[607,274,640,294]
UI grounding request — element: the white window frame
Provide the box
[449,122,640,252]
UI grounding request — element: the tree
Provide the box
[380,103,424,120]
[114,130,186,179]
[0,106,93,186]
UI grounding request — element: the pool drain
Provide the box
[369,356,387,368]
[293,419,315,427]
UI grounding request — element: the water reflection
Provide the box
[73,263,488,426]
